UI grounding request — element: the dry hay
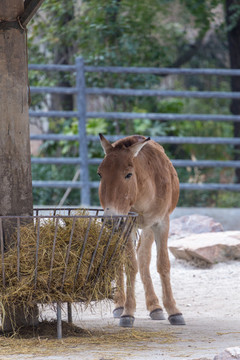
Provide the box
[0,321,177,357]
[0,210,130,310]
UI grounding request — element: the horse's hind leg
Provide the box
[152,217,185,325]
[137,228,165,320]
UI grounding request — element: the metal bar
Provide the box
[106,217,130,267]
[30,134,79,141]
[121,217,136,249]
[74,218,93,288]
[153,136,240,145]
[30,86,77,95]
[29,110,240,122]
[32,181,83,188]
[76,57,90,205]
[31,157,82,165]
[31,157,96,165]
[57,303,62,339]
[34,220,41,290]
[29,64,76,72]
[48,217,59,289]
[17,218,21,281]
[67,303,73,324]
[86,135,240,145]
[0,210,129,219]
[171,160,240,168]
[30,180,240,191]
[28,62,240,76]
[61,218,77,292]
[86,88,240,99]
[0,219,5,288]
[84,65,240,76]
[30,133,240,145]
[86,112,240,123]
[93,218,119,284]
[30,157,240,168]
[180,183,240,191]
[84,218,107,284]
[29,110,78,118]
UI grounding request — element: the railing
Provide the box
[29,58,240,205]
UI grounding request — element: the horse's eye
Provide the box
[125,173,132,179]
[98,172,102,179]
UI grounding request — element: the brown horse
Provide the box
[98,134,185,327]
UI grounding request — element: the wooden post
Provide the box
[0,0,33,217]
[0,0,37,331]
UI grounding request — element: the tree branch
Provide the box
[170,34,205,68]
[20,0,45,26]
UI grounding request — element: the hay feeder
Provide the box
[0,208,138,339]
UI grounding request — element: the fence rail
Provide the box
[30,134,240,145]
[29,63,240,76]
[29,110,240,122]
[29,58,240,205]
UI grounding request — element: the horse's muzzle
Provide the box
[102,217,125,232]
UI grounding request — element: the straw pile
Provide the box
[0,211,129,308]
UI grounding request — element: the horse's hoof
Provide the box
[168,313,186,325]
[150,309,166,320]
[113,307,124,319]
[119,315,135,328]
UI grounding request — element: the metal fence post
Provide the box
[76,57,90,205]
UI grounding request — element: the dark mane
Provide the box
[113,135,147,149]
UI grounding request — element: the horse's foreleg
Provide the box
[119,234,138,327]
[137,229,165,320]
[152,218,185,325]
[113,263,125,318]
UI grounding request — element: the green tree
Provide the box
[28,0,240,207]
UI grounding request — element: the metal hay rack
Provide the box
[0,208,138,338]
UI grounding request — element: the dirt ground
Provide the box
[1,238,239,360]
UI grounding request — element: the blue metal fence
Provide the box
[29,57,240,205]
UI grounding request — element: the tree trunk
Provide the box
[50,4,75,112]
[0,0,38,331]
[225,0,240,183]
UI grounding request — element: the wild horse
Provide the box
[98,134,185,328]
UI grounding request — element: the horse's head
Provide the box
[98,134,150,216]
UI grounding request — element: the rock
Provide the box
[169,214,223,240]
[169,231,240,265]
[213,347,240,360]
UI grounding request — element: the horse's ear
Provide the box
[99,133,113,154]
[129,137,150,158]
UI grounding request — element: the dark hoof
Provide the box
[150,309,166,320]
[168,313,186,325]
[113,307,124,319]
[119,315,135,328]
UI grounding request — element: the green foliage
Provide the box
[28,0,239,207]
[31,163,80,206]
[226,2,240,31]
[179,0,222,31]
